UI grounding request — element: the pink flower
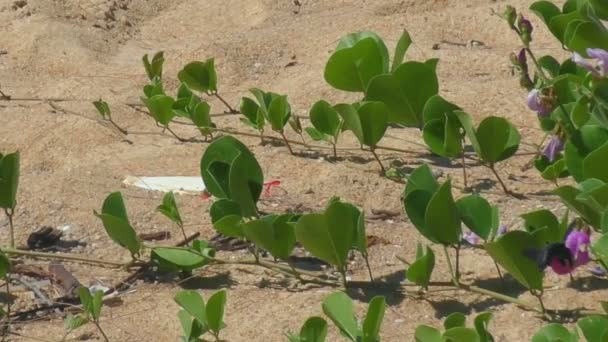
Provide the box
[564,228,591,268]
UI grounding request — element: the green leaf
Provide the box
[267,95,291,131]
[456,195,493,241]
[422,95,461,125]
[157,191,183,227]
[443,327,480,342]
[240,97,264,129]
[190,101,213,133]
[324,33,389,92]
[530,1,561,27]
[142,94,175,126]
[476,116,520,163]
[567,22,608,57]
[362,296,386,342]
[365,62,438,127]
[455,111,482,157]
[143,76,164,98]
[404,190,437,243]
[310,100,342,138]
[532,323,577,342]
[93,192,141,256]
[200,136,263,216]
[391,29,412,72]
[177,59,217,93]
[152,246,212,271]
[577,316,608,342]
[554,184,604,230]
[78,288,102,320]
[572,95,591,128]
[93,100,111,120]
[64,314,88,332]
[403,164,439,198]
[473,312,494,342]
[444,312,466,330]
[206,289,227,335]
[425,180,461,245]
[335,103,364,143]
[242,215,296,260]
[406,244,435,287]
[484,231,544,290]
[415,325,442,342]
[142,51,164,81]
[91,290,103,321]
[584,142,608,182]
[521,210,564,244]
[0,152,19,210]
[322,292,358,341]
[175,290,207,327]
[358,101,389,147]
[592,234,608,273]
[295,317,328,342]
[0,251,10,280]
[590,0,608,20]
[305,127,330,142]
[178,310,200,340]
[422,115,463,158]
[537,55,561,78]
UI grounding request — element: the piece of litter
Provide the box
[123,176,206,195]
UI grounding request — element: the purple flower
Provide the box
[572,48,608,78]
[462,231,480,245]
[498,225,508,236]
[542,136,564,162]
[565,228,591,268]
[527,89,553,117]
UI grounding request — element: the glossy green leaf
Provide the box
[530,1,561,27]
[365,62,438,126]
[206,289,227,335]
[325,33,388,92]
[422,95,461,125]
[391,29,412,72]
[310,100,342,138]
[178,310,203,340]
[415,325,442,342]
[143,77,164,98]
[568,22,608,57]
[362,296,385,342]
[358,101,389,147]
[240,97,264,129]
[175,290,207,327]
[142,94,175,126]
[93,192,141,256]
[590,0,608,19]
[0,152,19,210]
[177,59,217,93]
[305,127,330,142]
[0,251,10,280]
[267,95,291,131]
[521,210,563,244]
[456,195,493,241]
[584,142,608,182]
[190,101,213,132]
[474,312,494,342]
[444,312,466,330]
[404,189,437,243]
[576,315,608,342]
[152,246,212,271]
[443,327,480,342]
[422,114,463,158]
[64,314,88,331]
[157,191,183,227]
[476,116,520,163]
[404,164,439,198]
[425,180,461,245]
[295,212,353,270]
[142,51,164,81]
[322,292,358,341]
[455,111,482,157]
[484,230,544,290]
[293,317,328,342]
[406,244,435,287]
[242,215,296,260]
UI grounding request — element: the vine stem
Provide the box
[493,260,505,285]
[4,209,15,249]
[461,139,469,191]
[92,320,110,342]
[279,131,295,154]
[532,290,547,315]
[211,92,238,114]
[1,248,126,267]
[454,244,461,283]
[108,119,128,136]
[369,147,385,174]
[443,246,458,286]
[488,164,510,194]
[363,255,374,282]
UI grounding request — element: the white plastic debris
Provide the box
[123,176,206,195]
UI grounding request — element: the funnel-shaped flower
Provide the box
[527,89,553,117]
[565,228,591,268]
[542,135,564,162]
[573,48,608,78]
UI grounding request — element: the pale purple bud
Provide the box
[462,231,481,245]
[542,136,564,162]
[527,89,552,117]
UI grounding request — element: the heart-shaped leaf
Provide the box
[444,312,466,330]
[423,114,463,158]
[267,95,291,131]
[476,116,520,163]
[404,164,439,198]
[94,192,141,257]
[175,290,208,329]
[456,195,493,241]
[365,62,438,127]
[178,59,217,93]
[240,97,264,130]
[324,32,389,92]
[532,323,578,342]
[157,191,183,227]
[290,317,328,342]
[425,180,461,245]
[415,325,442,342]
[152,244,214,271]
[577,315,608,342]
[584,142,608,182]
[206,289,227,335]
[357,101,389,147]
[484,230,544,290]
[142,94,175,126]
[406,244,435,287]
[310,100,342,138]
[190,101,213,135]
[521,210,564,244]
[322,292,359,341]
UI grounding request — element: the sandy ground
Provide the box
[1,0,606,341]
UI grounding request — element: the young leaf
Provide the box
[206,289,227,335]
[521,210,563,244]
[242,215,296,260]
[583,142,608,182]
[322,292,359,341]
[358,101,389,147]
[362,296,386,342]
[455,111,482,157]
[93,100,111,120]
[157,191,183,227]
[473,312,494,342]
[91,290,103,321]
[143,76,164,98]
[425,180,461,245]
[532,323,578,342]
[142,94,176,126]
[267,95,291,131]
[93,192,141,256]
[64,314,89,332]
[406,244,435,287]
[175,290,207,327]
[142,51,164,81]
[576,315,608,342]
[391,29,412,72]
[178,310,202,340]
[310,100,342,138]
[0,152,19,210]
[485,230,544,290]
[152,246,212,271]
[403,164,439,198]
[178,59,217,93]
[476,116,520,163]
[190,101,213,134]
[292,317,328,342]
[443,327,480,342]
[78,287,93,318]
[295,213,353,271]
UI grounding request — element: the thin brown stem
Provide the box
[279,131,294,154]
[332,143,337,159]
[165,126,202,143]
[5,279,10,332]
[369,147,385,174]
[4,209,14,249]
[92,320,110,342]
[363,255,374,282]
[488,164,510,194]
[108,119,128,135]
[212,92,238,114]
[461,139,469,191]
[1,248,126,267]
[177,224,189,248]
[493,260,505,285]
[454,244,461,283]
